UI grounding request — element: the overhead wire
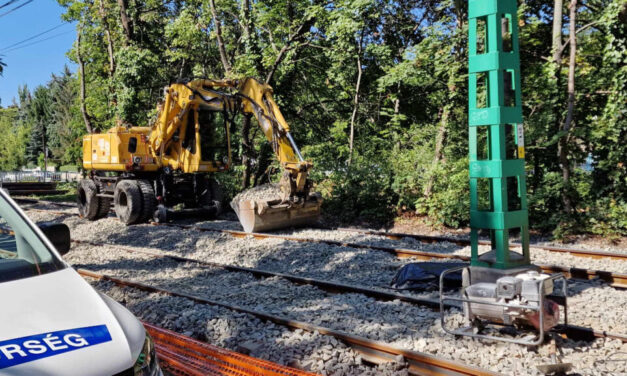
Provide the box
[0,23,69,51]
[0,0,20,10]
[0,0,33,18]
[1,30,74,53]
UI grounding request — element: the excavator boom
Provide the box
[230,78,322,232]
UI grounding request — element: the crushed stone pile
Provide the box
[231,183,282,212]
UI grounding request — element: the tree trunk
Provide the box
[241,114,253,189]
[77,24,93,134]
[393,82,401,116]
[552,0,564,63]
[558,0,577,213]
[116,0,133,43]
[348,30,364,166]
[423,106,448,199]
[99,0,116,108]
[265,19,314,85]
[209,0,231,75]
[99,0,115,76]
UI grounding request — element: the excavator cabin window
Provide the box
[197,106,228,163]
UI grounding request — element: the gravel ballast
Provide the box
[25,205,627,375]
[31,208,627,332]
[231,183,283,214]
[93,280,407,376]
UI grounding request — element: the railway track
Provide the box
[160,222,627,289]
[2,182,62,196]
[146,322,315,376]
[336,227,627,262]
[20,204,627,288]
[72,238,627,344]
[20,201,627,374]
[80,269,498,376]
[20,199,627,261]
[13,198,77,208]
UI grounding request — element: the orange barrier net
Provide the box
[144,322,318,376]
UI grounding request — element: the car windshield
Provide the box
[0,191,65,283]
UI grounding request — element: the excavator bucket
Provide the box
[232,193,322,233]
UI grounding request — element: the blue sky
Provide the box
[0,0,76,106]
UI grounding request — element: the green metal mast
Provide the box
[468,0,530,269]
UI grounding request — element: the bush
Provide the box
[214,167,244,204]
[59,165,78,172]
[414,157,470,228]
[305,143,397,226]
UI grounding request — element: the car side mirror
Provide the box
[38,223,71,256]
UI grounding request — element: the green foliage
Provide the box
[59,165,79,172]
[0,0,621,237]
[414,158,470,228]
[0,107,30,171]
[307,145,397,226]
[114,47,161,125]
[213,168,244,203]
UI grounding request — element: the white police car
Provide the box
[0,188,162,375]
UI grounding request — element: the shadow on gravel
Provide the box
[74,242,447,347]
[93,279,345,371]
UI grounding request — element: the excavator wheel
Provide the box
[137,180,156,223]
[77,179,100,220]
[94,181,111,219]
[114,180,143,225]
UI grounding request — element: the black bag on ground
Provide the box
[390,262,468,290]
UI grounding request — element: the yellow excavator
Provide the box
[78,77,321,232]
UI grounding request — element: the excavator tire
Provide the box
[137,180,156,223]
[114,180,143,225]
[94,181,111,219]
[77,179,100,220]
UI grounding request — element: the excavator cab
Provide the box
[198,108,229,165]
[182,105,231,168]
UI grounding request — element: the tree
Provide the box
[48,0,626,235]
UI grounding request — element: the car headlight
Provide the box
[134,333,160,376]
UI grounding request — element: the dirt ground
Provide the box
[389,215,627,250]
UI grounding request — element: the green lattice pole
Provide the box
[468,0,530,269]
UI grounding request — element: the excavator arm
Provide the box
[230,78,322,232]
[236,77,313,200]
[148,77,321,232]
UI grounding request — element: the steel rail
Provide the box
[13,198,77,208]
[17,206,627,287]
[73,238,627,344]
[22,204,627,288]
[72,239,442,308]
[158,222,627,289]
[22,202,627,262]
[335,227,627,262]
[78,268,497,376]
